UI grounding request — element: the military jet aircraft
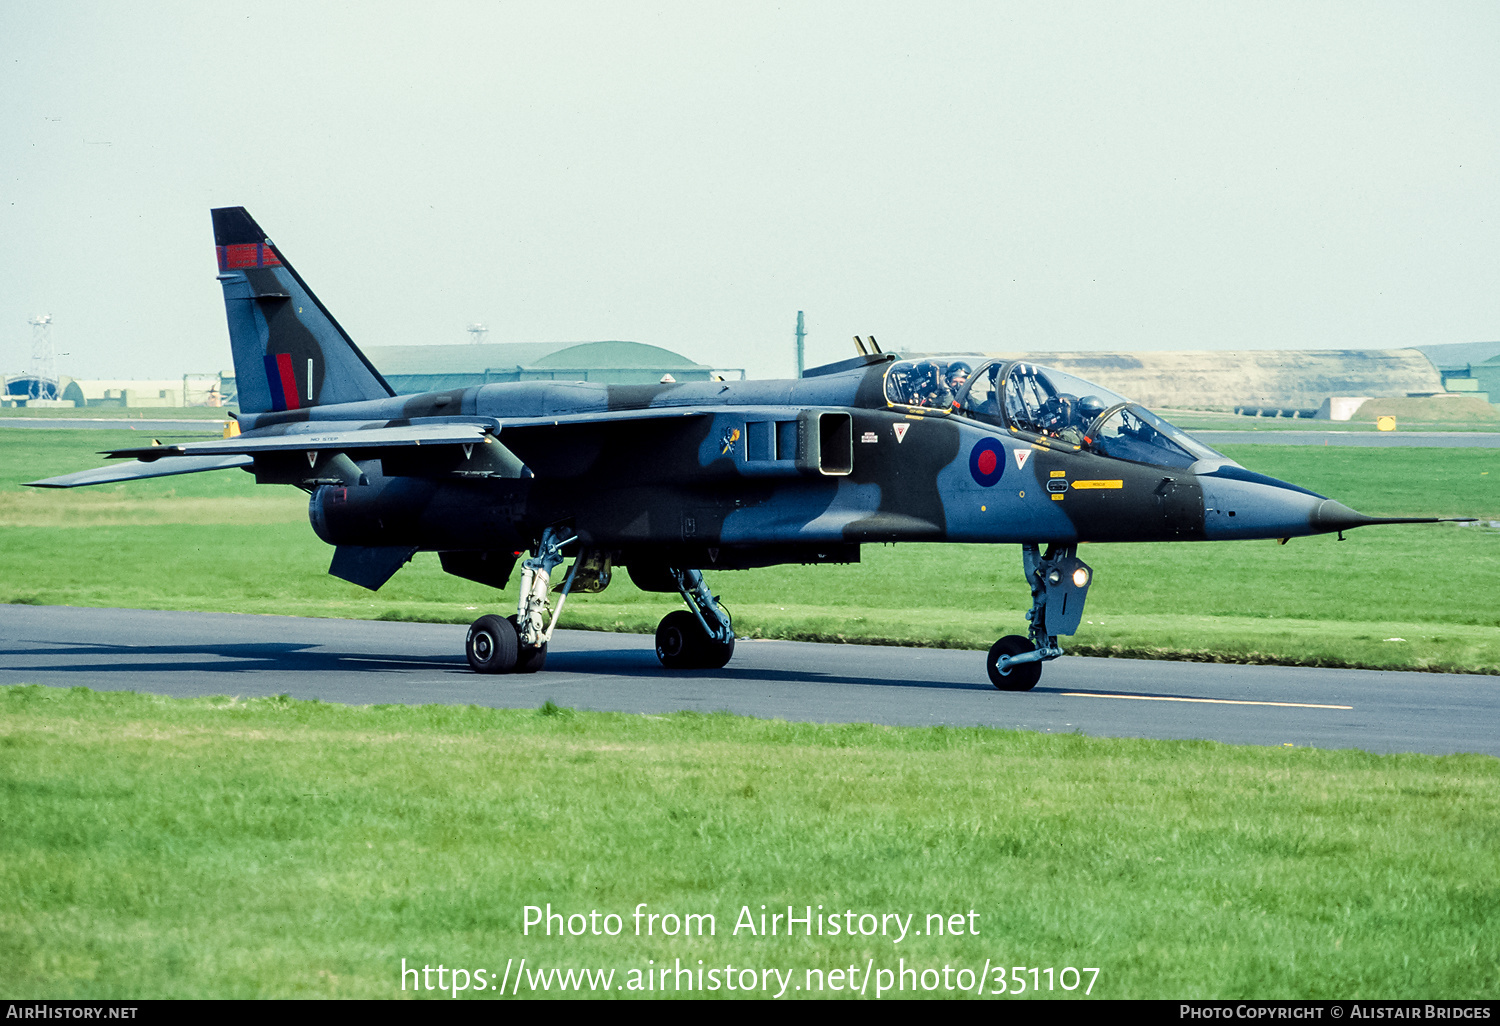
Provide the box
[28,208,1465,689]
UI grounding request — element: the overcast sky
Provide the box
[3,2,1498,381]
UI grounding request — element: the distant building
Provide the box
[56,376,224,408]
[1415,341,1500,405]
[1,375,60,403]
[0,375,225,408]
[220,340,741,403]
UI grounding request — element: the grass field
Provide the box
[0,406,233,420]
[2,428,1496,673]
[2,685,1496,999]
[1161,397,1500,433]
[3,429,1497,1001]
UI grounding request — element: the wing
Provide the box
[25,420,517,489]
[25,406,798,489]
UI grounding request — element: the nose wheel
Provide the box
[987,635,1042,691]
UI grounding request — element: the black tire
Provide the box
[466,614,518,674]
[699,634,735,669]
[988,634,1042,691]
[655,610,707,669]
[515,645,548,673]
[507,615,548,673]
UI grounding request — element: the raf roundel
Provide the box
[969,437,1006,487]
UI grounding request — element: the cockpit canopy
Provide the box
[883,357,1228,470]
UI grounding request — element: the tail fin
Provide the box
[212,207,394,414]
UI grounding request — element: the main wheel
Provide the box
[698,634,735,669]
[507,615,548,673]
[988,634,1042,691]
[655,610,707,669]
[466,614,518,674]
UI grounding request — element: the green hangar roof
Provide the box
[359,340,734,393]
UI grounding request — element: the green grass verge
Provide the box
[0,406,234,420]
[3,430,1497,673]
[3,685,1496,999]
[1161,402,1500,432]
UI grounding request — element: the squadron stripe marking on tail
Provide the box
[264,352,301,411]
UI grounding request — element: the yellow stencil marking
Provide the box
[1050,470,1067,478]
[1061,692,1351,710]
[1071,480,1123,490]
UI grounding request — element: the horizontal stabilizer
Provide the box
[329,545,417,591]
[24,454,253,488]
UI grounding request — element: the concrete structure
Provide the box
[1316,397,1373,421]
[915,348,1448,412]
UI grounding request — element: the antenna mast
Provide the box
[795,310,805,378]
[28,314,54,399]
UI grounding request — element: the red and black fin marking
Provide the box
[210,207,394,414]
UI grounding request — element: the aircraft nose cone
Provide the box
[1310,498,1449,532]
[1197,467,1326,540]
[1312,499,1371,533]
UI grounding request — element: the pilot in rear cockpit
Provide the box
[945,361,971,399]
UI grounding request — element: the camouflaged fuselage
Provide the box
[273,359,1351,572]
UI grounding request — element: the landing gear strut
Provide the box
[988,542,1092,691]
[655,568,735,669]
[466,527,596,674]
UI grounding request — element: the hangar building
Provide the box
[220,340,740,402]
[1416,341,1500,405]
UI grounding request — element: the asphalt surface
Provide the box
[2,605,1494,757]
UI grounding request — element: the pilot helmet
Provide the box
[913,360,944,392]
[945,360,972,389]
[1076,394,1108,425]
[1040,393,1074,430]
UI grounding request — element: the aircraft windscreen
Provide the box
[1087,404,1222,469]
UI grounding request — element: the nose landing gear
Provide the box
[988,542,1092,691]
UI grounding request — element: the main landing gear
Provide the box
[463,531,733,674]
[654,568,735,670]
[988,542,1092,692]
[466,527,609,674]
